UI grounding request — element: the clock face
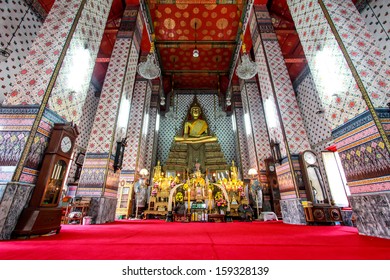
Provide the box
[60,136,72,153]
[269,165,275,172]
[304,151,317,165]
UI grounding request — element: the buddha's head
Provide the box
[191,105,201,119]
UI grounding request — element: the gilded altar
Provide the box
[144,160,249,221]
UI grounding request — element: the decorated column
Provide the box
[288,0,390,238]
[143,81,161,173]
[232,85,251,181]
[239,79,259,179]
[0,0,112,239]
[241,78,274,210]
[119,75,152,217]
[66,85,100,186]
[76,5,143,224]
[249,5,311,224]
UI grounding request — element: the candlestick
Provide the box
[208,189,212,211]
[188,186,191,214]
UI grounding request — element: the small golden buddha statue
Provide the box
[230,160,238,181]
[153,160,162,182]
[174,100,217,144]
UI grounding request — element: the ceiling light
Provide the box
[0,49,12,62]
[226,97,231,106]
[193,22,199,58]
[193,48,199,58]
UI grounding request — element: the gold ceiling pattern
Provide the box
[147,1,246,90]
[153,4,241,42]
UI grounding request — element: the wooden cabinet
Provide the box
[116,183,133,219]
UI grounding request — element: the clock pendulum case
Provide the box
[13,123,79,237]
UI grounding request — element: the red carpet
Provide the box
[1,220,389,260]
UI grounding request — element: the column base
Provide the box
[349,192,390,239]
[0,182,35,240]
[88,197,117,224]
[280,198,306,225]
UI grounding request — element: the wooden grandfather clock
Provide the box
[298,150,342,224]
[13,122,79,237]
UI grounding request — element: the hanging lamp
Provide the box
[235,34,257,80]
[137,34,161,80]
[193,22,199,58]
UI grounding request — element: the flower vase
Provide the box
[219,209,224,215]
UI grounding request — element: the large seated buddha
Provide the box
[174,99,217,144]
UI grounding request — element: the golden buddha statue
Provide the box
[174,100,217,144]
[230,160,238,181]
[153,160,162,182]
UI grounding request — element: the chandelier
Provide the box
[235,37,257,80]
[137,35,160,80]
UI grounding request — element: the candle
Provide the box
[188,186,191,214]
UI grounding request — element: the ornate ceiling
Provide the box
[34,0,332,95]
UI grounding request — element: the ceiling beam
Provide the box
[269,11,294,25]
[104,28,119,34]
[155,40,236,46]
[96,57,110,63]
[284,55,306,64]
[275,29,297,34]
[163,70,229,74]
[148,0,242,4]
